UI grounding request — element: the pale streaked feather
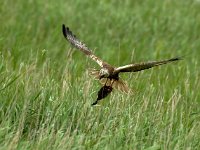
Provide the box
[62,24,106,67]
[88,68,100,79]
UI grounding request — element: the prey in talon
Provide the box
[92,85,113,106]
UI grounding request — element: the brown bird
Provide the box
[62,24,181,105]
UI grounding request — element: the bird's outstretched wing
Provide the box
[115,57,182,73]
[62,24,106,67]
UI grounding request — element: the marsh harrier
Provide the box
[62,24,181,105]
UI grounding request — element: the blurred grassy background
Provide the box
[0,0,200,149]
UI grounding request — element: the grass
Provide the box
[0,0,200,149]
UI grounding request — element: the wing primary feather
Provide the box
[62,24,91,54]
[62,24,67,38]
[115,57,182,73]
[62,24,107,67]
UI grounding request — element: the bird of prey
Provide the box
[62,24,181,105]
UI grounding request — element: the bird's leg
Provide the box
[111,79,115,86]
[104,78,108,86]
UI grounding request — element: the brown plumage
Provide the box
[62,24,182,105]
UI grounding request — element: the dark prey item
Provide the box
[92,85,113,105]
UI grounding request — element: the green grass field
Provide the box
[0,0,200,149]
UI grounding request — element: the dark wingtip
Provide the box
[169,56,183,62]
[62,24,67,38]
[62,24,73,39]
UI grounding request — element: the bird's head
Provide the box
[99,68,109,79]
